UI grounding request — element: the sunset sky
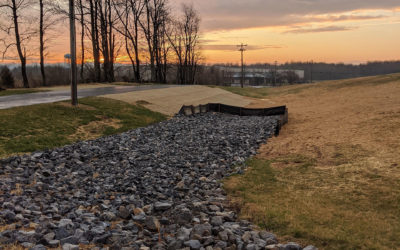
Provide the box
[192,0,400,64]
[2,0,400,65]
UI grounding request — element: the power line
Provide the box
[237,43,247,88]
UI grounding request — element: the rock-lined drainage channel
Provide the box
[0,113,316,250]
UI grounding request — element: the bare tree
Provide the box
[0,0,35,88]
[113,0,144,82]
[97,0,116,82]
[168,3,201,85]
[38,0,60,86]
[140,0,169,83]
[39,0,46,85]
[77,0,85,82]
[157,11,170,83]
[88,0,101,82]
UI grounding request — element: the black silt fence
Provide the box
[178,103,288,136]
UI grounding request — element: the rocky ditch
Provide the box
[0,113,316,250]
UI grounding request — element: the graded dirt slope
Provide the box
[102,85,252,116]
[224,74,400,249]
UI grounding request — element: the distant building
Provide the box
[219,66,305,86]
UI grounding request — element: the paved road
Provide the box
[0,85,179,109]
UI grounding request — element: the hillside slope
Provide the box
[225,74,400,249]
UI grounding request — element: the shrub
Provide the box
[0,66,15,88]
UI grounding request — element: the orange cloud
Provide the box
[201,45,285,51]
[283,25,356,34]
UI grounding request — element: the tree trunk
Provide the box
[98,0,115,83]
[125,35,135,81]
[107,0,114,82]
[89,0,101,82]
[11,0,29,88]
[79,0,85,83]
[39,0,46,86]
[134,20,141,82]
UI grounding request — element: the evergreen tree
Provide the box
[0,67,15,88]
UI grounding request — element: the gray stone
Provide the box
[210,216,223,226]
[154,202,172,211]
[184,239,201,250]
[175,208,193,225]
[245,244,257,250]
[48,239,60,248]
[55,227,72,240]
[43,232,55,242]
[30,244,46,250]
[259,231,276,241]
[58,219,74,228]
[2,210,16,223]
[91,226,106,236]
[255,238,267,248]
[303,246,318,250]
[20,242,34,249]
[118,206,131,219]
[93,233,111,244]
[214,240,227,248]
[62,243,79,250]
[192,223,212,237]
[144,216,160,231]
[218,230,228,241]
[242,231,252,243]
[103,211,117,221]
[283,242,302,250]
[60,236,79,245]
[0,113,297,248]
[177,227,192,241]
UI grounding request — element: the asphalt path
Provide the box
[0,85,179,109]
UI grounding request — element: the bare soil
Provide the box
[103,85,252,116]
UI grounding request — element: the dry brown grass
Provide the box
[225,74,400,249]
[56,102,97,110]
[10,183,23,195]
[0,224,16,232]
[0,244,27,250]
[68,117,122,141]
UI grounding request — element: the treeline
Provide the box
[2,60,400,88]
[0,0,201,88]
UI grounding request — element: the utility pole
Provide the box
[310,60,313,83]
[238,43,247,88]
[69,0,78,106]
[274,61,277,86]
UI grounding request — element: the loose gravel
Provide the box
[0,113,316,250]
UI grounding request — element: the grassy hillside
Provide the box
[224,74,400,249]
[217,73,400,99]
[0,97,166,158]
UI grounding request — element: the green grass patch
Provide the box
[224,157,400,250]
[0,97,166,158]
[0,89,48,97]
